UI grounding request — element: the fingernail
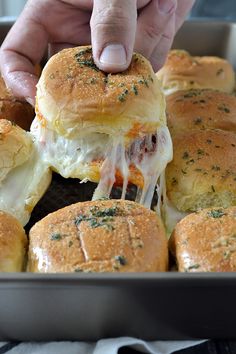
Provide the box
[26,97,35,107]
[99,44,127,66]
[158,0,176,14]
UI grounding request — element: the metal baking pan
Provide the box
[0,19,236,341]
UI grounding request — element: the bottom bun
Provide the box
[170,206,236,272]
[28,199,168,273]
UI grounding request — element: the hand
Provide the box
[0,0,195,105]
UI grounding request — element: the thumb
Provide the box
[91,0,137,73]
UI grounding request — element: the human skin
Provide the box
[0,0,195,105]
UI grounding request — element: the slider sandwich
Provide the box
[170,206,236,272]
[0,119,52,225]
[156,50,235,95]
[27,199,168,273]
[164,129,236,234]
[31,46,173,207]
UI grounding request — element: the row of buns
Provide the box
[3,199,236,273]
[157,50,236,272]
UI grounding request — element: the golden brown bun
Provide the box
[36,45,166,139]
[165,129,236,212]
[156,50,235,95]
[28,199,168,273]
[170,206,236,272]
[0,76,34,130]
[0,210,27,271]
[166,89,236,135]
[0,119,33,183]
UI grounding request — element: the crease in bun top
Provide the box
[31,45,173,208]
[156,50,235,95]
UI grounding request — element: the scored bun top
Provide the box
[156,50,235,95]
[0,210,27,272]
[36,46,166,138]
[28,199,168,273]
[166,89,236,135]
[170,206,236,272]
[165,129,236,212]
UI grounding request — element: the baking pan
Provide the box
[1,19,236,341]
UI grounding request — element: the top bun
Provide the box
[36,45,166,139]
[28,199,168,273]
[170,206,236,272]
[156,50,235,95]
[165,129,236,212]
[166,89,236,135]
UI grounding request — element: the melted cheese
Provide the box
[0,145,51,225]
[31,116,173,210]
[31,117,110,178]
[94,126,172,209]
[161,177,188,236]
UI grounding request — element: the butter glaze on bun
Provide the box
[166,89,236,135]
[0,210,27,271]
[36,46,166,139]
[28,199,168,273]
[165,129,236,212]
[0,76,34,130]
[156,50,235,95]
[170,206,236,272]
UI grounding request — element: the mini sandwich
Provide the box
[0,210,27,272]
[31,46,173,207]
[156,50,235,95]
[164,129,236,233]
[27,199,168,273]
[166,89,236,135]
[0,119,52,225]
[0,75,35,130]
[170,206,236,272]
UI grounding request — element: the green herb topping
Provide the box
[114,255,127,266]
[75,48,99,71]
[50,233,62,241]
[74,206,121,231]
[118,89,129,102]
[187,264,200,270]
[194,117,202,125]
[216,68,224,76]
[207,209,226,218]
[131,84,138,95]
[182,151,189,159]
[218,104,230,113]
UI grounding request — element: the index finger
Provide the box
[0,1,49,103]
